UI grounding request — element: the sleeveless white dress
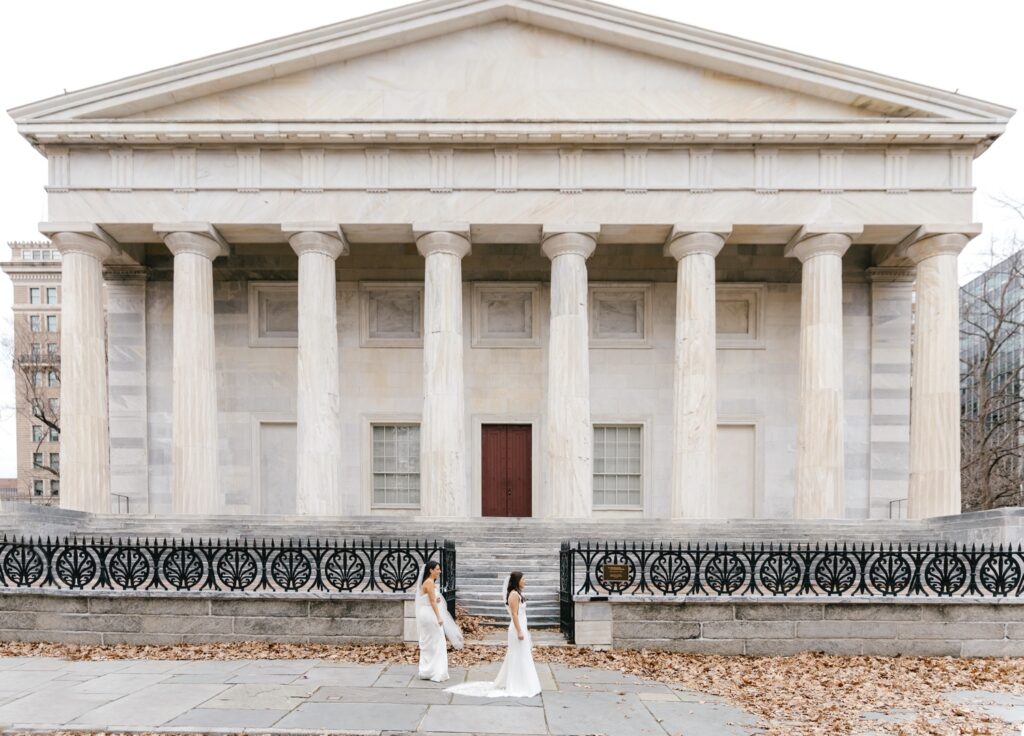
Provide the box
[447,591,542,698]
[415,587,449,682]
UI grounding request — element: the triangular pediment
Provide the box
[118,21,882,123]
[9,0,1013,126]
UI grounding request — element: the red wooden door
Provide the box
[482,425,532,517]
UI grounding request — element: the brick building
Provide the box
[1,242,62,504]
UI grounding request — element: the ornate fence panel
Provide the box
[559,541,1024,643]
[0,536,456,604]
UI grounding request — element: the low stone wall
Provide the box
[0,589,415,646]
[574,597,1024,657]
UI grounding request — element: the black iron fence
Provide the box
[0,536,456,615]
[560,540,1024,642]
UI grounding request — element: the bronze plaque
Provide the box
[602,563,630,582]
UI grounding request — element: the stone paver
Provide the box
[0,656,1018,734]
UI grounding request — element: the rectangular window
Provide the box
[593,425,643,508]
[47,343,57,356]
[46,287,57,305]
[29,315,41,332]
[47,371,58,388]
[32,371,43,387]
[48,398,59,415]
[32,452,42,468]
[47,315,58,333]
[50,453,59,472]
[371,424,421,507]
[29,288,40,305]
[30,399,43,417]
[50,480,59,496]
[40,250,52,261]
[33,480,43,497]
[49,427,59,442]
[32,425,43,442]
[30,343,41,357]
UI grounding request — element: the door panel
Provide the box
[506,426,532,517]
[482,425,509,517]
[481,424,532,517]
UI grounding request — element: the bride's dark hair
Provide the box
[423,560,441,580]
[506,571,526,603]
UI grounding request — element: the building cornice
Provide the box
[16,119,1008,150]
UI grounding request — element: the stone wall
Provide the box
[0,590,412,646]
[574,596,1024,656]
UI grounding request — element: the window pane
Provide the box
[592,424,642,508]
[372,424,420,506]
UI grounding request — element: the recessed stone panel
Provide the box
[716,283,765,349]
[248,282,298,347]
[589,284,651,347]
[471,283,540,348]
[360,283,423,347]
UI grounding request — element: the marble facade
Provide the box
[8,0,1013,520]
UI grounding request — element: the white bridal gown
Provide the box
[415,588,450,682]
[447,591,542,698]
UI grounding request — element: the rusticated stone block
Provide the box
[735,603,824,621]
[209,599,309,618]
[896,622,1006,641]
[0,628,103,645]
[796,621,897,639]
[864,639,962,657]
[308,599,398,618]
[33,613,144,633]
[88,596,210,616]
[920,604,1024,623]
[614,621,700,640]
[138,614,233,635]
[0,595,88,613]
[961,640,1024,657]
[701,621,794,639]
[613,603,734,622]
[822,603,922,621]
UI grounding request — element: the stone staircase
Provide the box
[3,503,1022,629]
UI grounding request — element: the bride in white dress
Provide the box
[447,571,542,698]
[415,560,463,682]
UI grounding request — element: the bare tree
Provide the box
[8,319,60,480]
[960,204,1024,510]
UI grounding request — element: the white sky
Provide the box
[0,0,1021,476]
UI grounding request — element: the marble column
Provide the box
[665,226,729,519]
[785,227,859,519]
[156,226,226,515]
[287,227,348,516]
[50,231,112,513]
[906,230,973,518]
[414,224,470,518]
[542,226,598,519]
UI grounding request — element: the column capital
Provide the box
[785,224,862,263]
[48,231,113,262]
[541,226,598,260]
[901,224,981,264]
[285,226,348,260]
[154,223,229,260]
[664,225,731,260]
[42,223,117,262]
[415,225,471,259]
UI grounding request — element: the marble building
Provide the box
[5,0,1013,521]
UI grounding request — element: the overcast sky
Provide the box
[0,0,1021,476]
